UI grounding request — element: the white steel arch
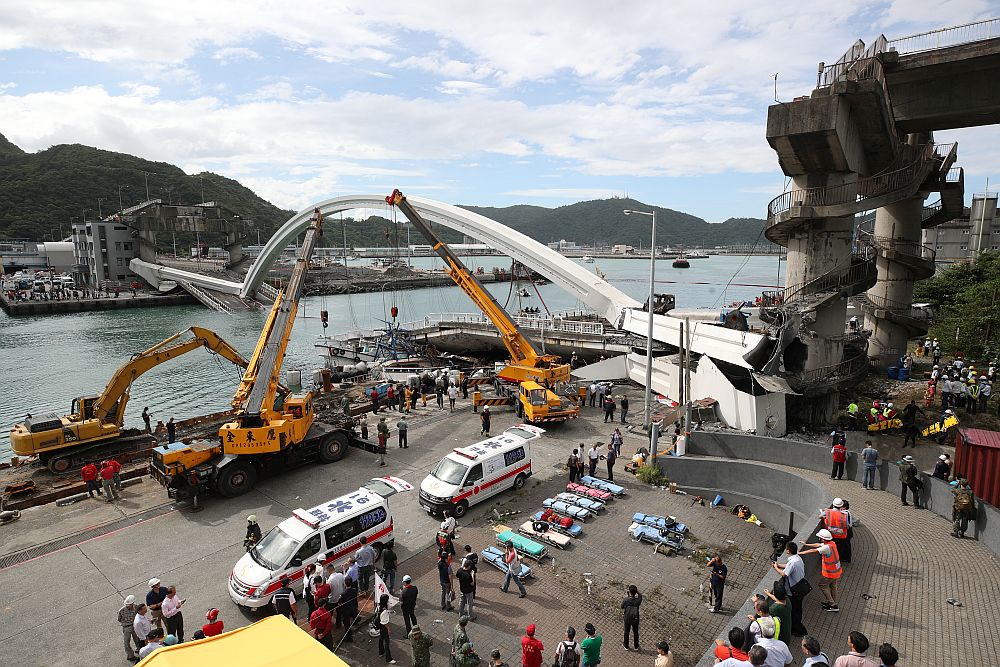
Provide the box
[241,194,642,323]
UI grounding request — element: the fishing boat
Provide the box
[672,255,690,268]
[687,250,709,259]
[581,255,594,263]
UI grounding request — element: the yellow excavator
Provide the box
[9,326,249,474]
[386,189,579,424]
[152,210,367,499]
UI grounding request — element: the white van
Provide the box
[419,424,544,518]
[229,476,412,608]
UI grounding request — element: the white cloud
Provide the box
[213,47,260,65]
[0,82,15,90]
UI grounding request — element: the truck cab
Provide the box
[517,381,580,424]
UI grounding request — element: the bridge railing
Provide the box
[401,311,605,336]
[888,18,1000,54]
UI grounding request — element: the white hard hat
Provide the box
[832,498,844,508]
[939,454,947,461]
[887,402,893,408]
[817,529,833,541]
[945,409,954,415]
[247,514,257,523]
[148,578,160,587]
[124,595,136,605]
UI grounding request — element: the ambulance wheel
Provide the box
[319,432,348,463]
[370,542,384,562]
[216,461,257,498]
[513,474,526,491]
[453,500,469,518]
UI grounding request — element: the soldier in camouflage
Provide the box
[409,625,433,667]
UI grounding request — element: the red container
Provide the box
[954,428,1000,508]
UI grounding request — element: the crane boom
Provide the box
[234,210,323,417]
[92,326,249,424]
[386,189,568,384]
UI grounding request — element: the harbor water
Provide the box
[0,255,780,458]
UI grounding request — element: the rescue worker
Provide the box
[244,515,262,550]
[898,455,922,508]
[969,380,982,414]
[271,578,297,621]
[951,479,977,538]
[846,401,859,430]
[409,625,433,667]
[82,460,101,498]
[829,433,847,480]
[377,417,389,466]
[800,529,841,613]
[821,498,852,563]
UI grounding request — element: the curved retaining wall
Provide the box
[688,431,1000,558]
[653,456,829,667]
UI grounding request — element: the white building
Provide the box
[72,220,140,287]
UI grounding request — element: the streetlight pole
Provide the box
[143,172,151,201]
[117,185,129,214]
[97,198,105,219]
[624,208,657,433]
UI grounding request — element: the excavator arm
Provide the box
[386,189,563,378]
[92,326,250,425]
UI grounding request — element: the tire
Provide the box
[318,432,349,463]
[215,460,258,498]
[371,542,384,562]
[453,500,469,518]
[513,473,526,490]
[516,401,524,418]
[46,455,73,475]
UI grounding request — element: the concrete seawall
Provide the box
[0,293,196,315]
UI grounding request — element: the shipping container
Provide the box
[955,428,1000,508]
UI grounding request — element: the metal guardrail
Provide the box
[801,348,872,385]
[767,144,938,221]
[400,311,605,336]
[857,220,936,264]
[818,35,888,87]
[762,242,876,306]
[888,18,1000,54]
[860,293,929,321]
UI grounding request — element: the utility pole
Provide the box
[117,184,128,214]
[97,198,105,219]
[143,171,151,201]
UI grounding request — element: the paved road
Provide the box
[0,397,616,666]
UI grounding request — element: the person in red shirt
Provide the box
[521,624,544,667]
[81,461,101,498]
[313,575,331,609]
[202,608,224,637]
[99,461,122,501]
[108,458,123,491]
[829,432,847,480]
[310,598,334,651]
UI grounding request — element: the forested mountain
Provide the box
[0,135,765,249]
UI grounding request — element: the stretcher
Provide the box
[867,418,902,432]
[481,545,533,579]
[566,482,613,502]
[496,529,548,561]
[578,475,626,496]
[542,498,592,521]
[555,492,605,512]
[628,521,685,555]
[532,510,583,538]
[922,414,959,436]
[518,521,572,549]
[631,512,688,536]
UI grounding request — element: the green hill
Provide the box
[0,135,765,249]
[461,199,765,248]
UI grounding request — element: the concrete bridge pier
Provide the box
[865,195,926,366]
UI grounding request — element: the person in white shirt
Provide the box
[554,626,583,664]
[754,617,793,667]
[771,542,808,636]
[800,636,830,666]
[447,384,458,411]
[133,603,153,643]
[441,510,457,537]
[587,444,601,477]
[137,628,165,659]
[325,560,346,627]
[161,586,185,642]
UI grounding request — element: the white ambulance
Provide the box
[418,424,544,518]
[229,476,412,608]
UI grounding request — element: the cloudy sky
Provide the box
[0,0,997,220]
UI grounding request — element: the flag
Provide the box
[373,571,400,608]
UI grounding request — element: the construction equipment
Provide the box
[9,326,250,474]
[385,189,579,423]
[151,210,371,499]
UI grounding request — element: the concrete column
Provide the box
[865,195,925,366]
[137,229,157,264]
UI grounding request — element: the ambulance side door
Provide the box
[480,454,506,499]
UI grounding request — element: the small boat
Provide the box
[672,255,690,268]
[517,288,531,298]
[687,250,709,259]
[581,255,594,263]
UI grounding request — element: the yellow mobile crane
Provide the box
[385,189,579,424]
[9,326,250,474]
[152,210,365,499]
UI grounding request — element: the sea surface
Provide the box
[0,254,781,458]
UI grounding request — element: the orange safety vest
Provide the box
[822,509,848,539]
[820,541,842,579]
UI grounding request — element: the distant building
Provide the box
[72,220,139,287]
[547,239,580,251]
[922,193,999,266]
[0,239,76,274]
[611,244,635,254]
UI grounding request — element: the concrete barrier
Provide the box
[652,455,828,667]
